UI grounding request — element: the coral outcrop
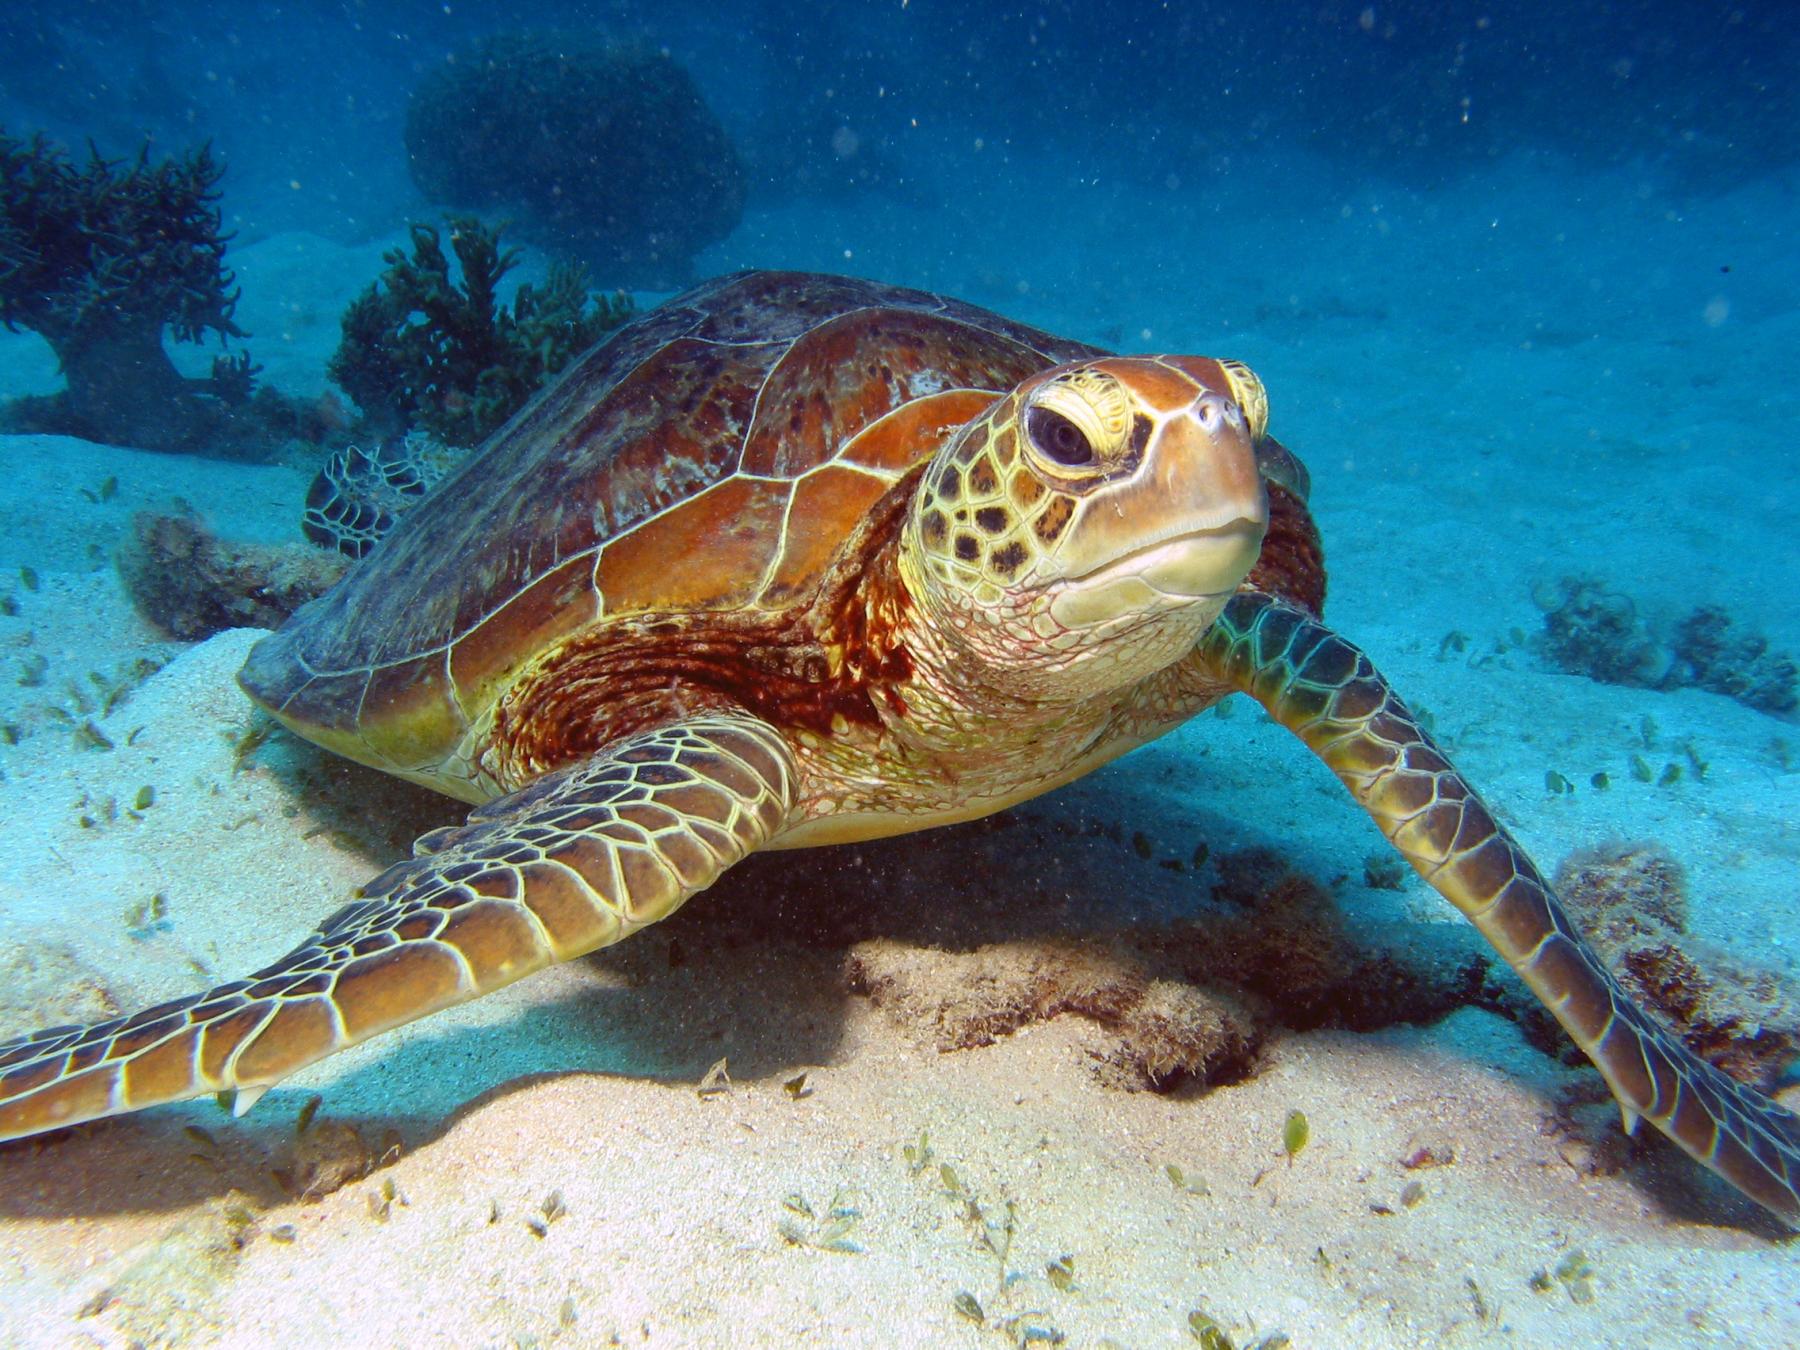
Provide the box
[0,129,261,453]
[404,33,745,287]
[327,217,632,450]
[1539,576,1797,715]
[116,511,348,640]
[1547,842,1800,1092]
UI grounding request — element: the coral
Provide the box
[1539,577,1667,687]
[838,842,1482,1093]
[1538,576,1797,715]
[0,128,255,452]
[116,510,348,640]
[327,217,632,449]
[1667,605,1799,715]
[843,935,1263,1091]
[1547,842,1800,1092]
[404,32,745,287]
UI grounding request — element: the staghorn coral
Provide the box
[0,128,259,452]
[327,217,632,451]
[404,32,745,288]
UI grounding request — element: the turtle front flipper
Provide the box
[0,713,794,1143]
[1196,590,1800,1226]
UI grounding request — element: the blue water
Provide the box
[0,3,1796,1344]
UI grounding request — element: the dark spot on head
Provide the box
[935,465,963,498]
[990,541,1028,576]
[954,535,980,562]
[922,509,948,546]
[969,458,999,495]
[1033,495,1075,546]
[974,506,1008,535]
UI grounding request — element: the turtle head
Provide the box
[902,356,1269,698]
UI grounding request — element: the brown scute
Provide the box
[1008,468,1046,509]
[360,651,465,770]
[921,509,948,547]
[969,453,1002,496]
[840,388,998,473]
[519,861,621,955]
[441,902,548,989]
[594,476,789,616]
[0,1055,60,1098]
[3,1070,111,1134]
[1245,480,1327,616]
[254,665,369,738]
[653,830,715,887]
[1528,937,1611,1041]
[745,310,1033,476]
[763,465,894,606]
[617,848,681,922]
[198,1005,274,1083]
[990,541,1028,577]
[1097,354,1220,413]
[1597,1020,1655,1102]
[1128,412,1153,458]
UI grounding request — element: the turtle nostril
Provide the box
[1195,399,1223,433]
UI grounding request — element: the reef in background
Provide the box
[327,217,632,452]
[405,33,745,289]
[0,129,320,458]
[1538,576,1798,715]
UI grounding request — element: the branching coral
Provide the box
[327,217,632,450]
[0,128,256,451]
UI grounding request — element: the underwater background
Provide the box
[0,2,1796,1345]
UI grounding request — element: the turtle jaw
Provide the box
[1046,520,1265,631]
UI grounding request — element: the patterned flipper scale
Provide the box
[0,714,794,1141]
[1199,591,1800,1226]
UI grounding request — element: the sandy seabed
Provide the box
[0,151,1795,1347]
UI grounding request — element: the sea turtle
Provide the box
[1,271,1794,1225]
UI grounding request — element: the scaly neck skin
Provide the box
[881,505,1212,758]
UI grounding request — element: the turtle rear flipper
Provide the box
[1200,591,1800,1227]
[0,713,793,1142]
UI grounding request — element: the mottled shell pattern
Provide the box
[240,272,1099,789]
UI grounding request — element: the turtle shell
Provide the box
[241,271,1098,776]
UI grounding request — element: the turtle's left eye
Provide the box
[1027,406,1095,467]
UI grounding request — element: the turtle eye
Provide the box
[1026,406,1095,467]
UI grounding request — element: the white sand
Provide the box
[0,152,1795,1347]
